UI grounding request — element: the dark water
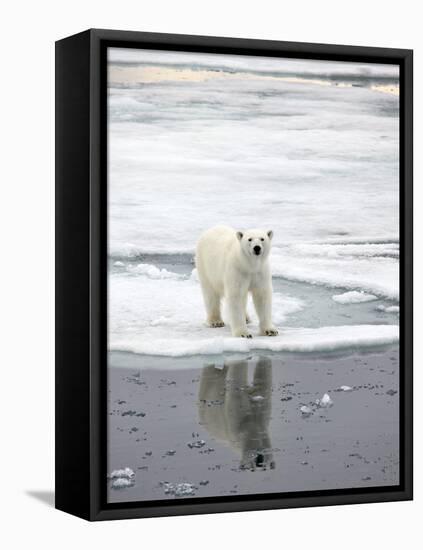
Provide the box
[107,346,399,503]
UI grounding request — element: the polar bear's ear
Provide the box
[267,230,273,240]
[236,231,244,241]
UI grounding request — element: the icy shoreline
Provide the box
[109,323,398,357]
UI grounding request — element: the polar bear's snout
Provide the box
[253,245,262,255]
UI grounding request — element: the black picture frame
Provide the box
[55,28,413,521]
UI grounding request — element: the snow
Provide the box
[109,267,304,355]
[110,322,399,357]
[107,48,399,359]
[108,48,399,82]
[272,244,399,300]
[377,305,400,313]
[108,51,399,258]
[332,291,378,304]
[126,263,184,280]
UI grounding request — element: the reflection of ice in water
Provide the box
[198,356,275,471]
[107,49,400,355]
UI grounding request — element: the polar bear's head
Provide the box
[236,229,273,259]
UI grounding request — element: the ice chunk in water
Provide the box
[339,385,353,392]
[111,477,135,489]
[188,439,206,449]
[316,393,333,408]
[109,467,135,479]
[161,482,197,497]
[300,405,313,416]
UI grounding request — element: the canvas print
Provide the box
[106,47,400,502]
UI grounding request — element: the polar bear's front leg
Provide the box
[227,290,252,338]
[252,286,278,336]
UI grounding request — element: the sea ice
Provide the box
[107,48,400,360]
[109,467,135,479]
[111,478,134,489]
[188,440,206,449]
[272,245,399,300]
[300,405,313,416]
[109,467,135,490]
[316,393,333,408]
[127,263,184,280]
[160,482,197,497]
[332,291,378,304]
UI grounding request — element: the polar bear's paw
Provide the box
[208,320,225,328]
[262,327,278,337]
[233,329,253,338]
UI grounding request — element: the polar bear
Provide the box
[195,225,278,338]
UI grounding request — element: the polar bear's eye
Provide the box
[248,238,252,242]
[260,238,264,242]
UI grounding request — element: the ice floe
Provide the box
[107,49,399,360]
[271,244,399,300]
[109,264,399,357]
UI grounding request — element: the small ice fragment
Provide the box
[199,480,209,486]
[300,405,313,416]
[113,261,125,267]
[188,439,206,449]
[111,477,134,489]
[161,482,197,497]
[250,395,264,402]
[339,385,353,392]
[165,450,176,456]
[317,393,333,408]
[386,389,397,396]
[109,467,135,479]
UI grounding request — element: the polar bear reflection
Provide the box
[198,356,275,471]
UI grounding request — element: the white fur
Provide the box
[195,225,278,337]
